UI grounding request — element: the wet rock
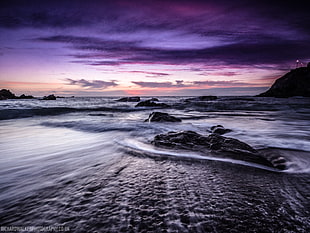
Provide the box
[152,131,285,169]
[135,100,169,108]
[257,67,310,97]
[149,98,159,102]
[43,94,56,100]
[116,96,140,102]
[185,96,217,102]
[210,125,232,135]
[0,89,16,100]
[145,112,181,122]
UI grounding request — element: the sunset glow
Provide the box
[0,0,309,96]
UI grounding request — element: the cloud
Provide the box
[66,78,118,89]
[132,80,186,88]
[37,34,310,69]
[125,71,170,77]
[192,80,259,87]
[131,79,260,88]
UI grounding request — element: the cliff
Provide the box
[258,63,310,98]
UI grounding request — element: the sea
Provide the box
[0,96,309,232]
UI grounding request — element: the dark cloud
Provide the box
[2,0,310,74]
[37,34,310,68]
[66,78,118,89]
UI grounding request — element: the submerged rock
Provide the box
[145,112,181,122]
[152,131,286,169]
[185,96,217,102]
[43,94,56,100]
[257,66,310,97]
[0,89,16,100]
[135,100,169,107]
[210,125,232,135]
[116,96,140,102]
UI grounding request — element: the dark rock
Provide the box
[152,131,285,169]
[257,67,310,97]
[185,96,217,102]
[0,89,16,100]
[135,100,169,107]
[145,112,181,122]
[43,94,56,100]
[116,96,140,102]
[19,94,34,99]
[149,98,159,102]
[210,125,232,135]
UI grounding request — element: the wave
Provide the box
[41,121,136,133]
[0,107,144,120]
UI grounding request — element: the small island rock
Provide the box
[43,94,57,100]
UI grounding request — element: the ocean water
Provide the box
[0,96,309,232]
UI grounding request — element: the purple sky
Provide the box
[0,0,309,96]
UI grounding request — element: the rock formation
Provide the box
[135,100,169,107]
[258,66,310,97]
[145,112,182,122]
[152,131,286,170]
[0,89,16,99]
[19,94,34,99]
[43,94,57,100]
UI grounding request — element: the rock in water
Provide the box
[152,131,286,169]
[19,94,34,99]
[116,96,140,102]
[0,89,16,100]
[43,94,56,100]
[210,125,232,135]
[257,66,310,97]
[135,100,169,107]
[145,112,182,122]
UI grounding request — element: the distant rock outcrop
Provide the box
[258,66,310,97]
[19,94,34,99]
[0,89,16,100]
[152,131,286,170]
[116,96,140,102]
[145,112,182,122]
[43,94,56,100]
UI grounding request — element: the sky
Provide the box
[0,0,309,96]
